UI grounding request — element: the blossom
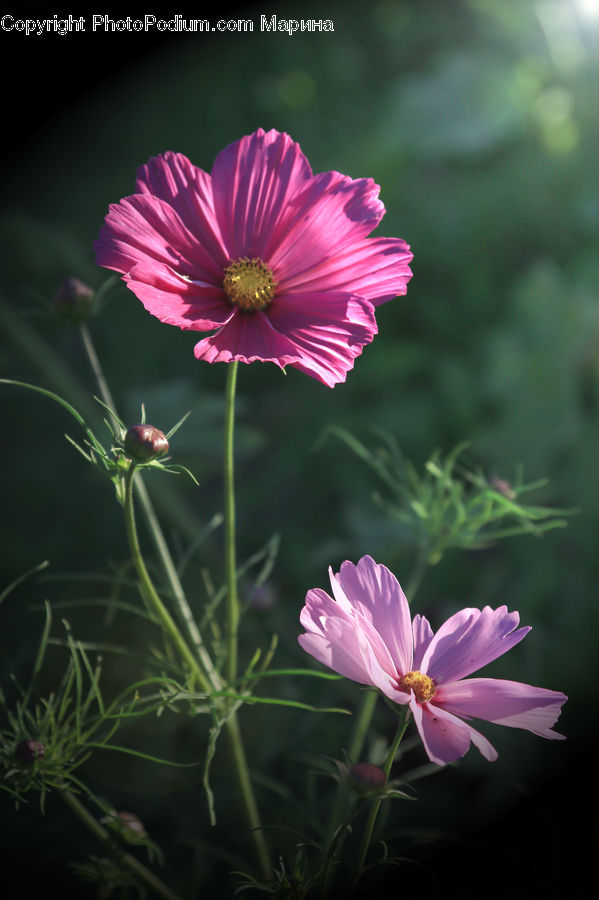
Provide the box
[298,556,567,765]
[94,128,413,387]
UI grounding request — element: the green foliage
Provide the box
[326,428,571,566]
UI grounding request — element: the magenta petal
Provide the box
[135,151,229,267]
[279,236,413,307]
[422,606,531,684]
[124,260,232,331]
[266,291,378,387]
[95,193,222,282]
[330,556,413,674]
[411,699,498,765]
[435,678,567,739]
[269,171,386,281]
[192,308,301,368]
[210,128,313,260]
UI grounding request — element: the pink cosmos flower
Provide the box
[298,556,567,765]
[94,128,413,387]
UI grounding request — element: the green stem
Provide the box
[221,361,271,877]
[79,322,220,691]
[404,550,428,605]
[79,322,121,436]
[224,713,271,877]
[352,709,410,892]
[123,465,212,695]
[321,803,361,900]
[62,789,182,900]
[223,360,239,685]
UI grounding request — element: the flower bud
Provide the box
[124,425,169,461]
[15,739,46,763]
[490,477,516,500]
[114,811,146,844]
[54,277,95,322]
[347,762,386,796]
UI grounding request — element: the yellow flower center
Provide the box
[222,257,276,311]
[397,670,436,703]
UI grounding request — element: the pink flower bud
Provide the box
[54,277,94,321]
[15,739,46,763]
[490,477,516,500]
[124,425,169,461]
[114,811,146,844]
[347,762,387,796]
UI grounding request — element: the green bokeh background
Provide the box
[1,1,597,897]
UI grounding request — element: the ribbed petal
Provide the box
[411,699,498,765]
[266,292,378,387]
[192,308,301,369]
[278,236,413,307]
[210,128,313,260]
[330,556,413,674]
[422,606,530,685]
[94,193,222,282]
[435,678,567,739]
[412,615,434,671]
[135,151,229,268]
[124,260,232,330]
[298,587,398,692]
[268,171,386,282]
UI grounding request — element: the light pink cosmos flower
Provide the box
[298,556,566,765]
[94,128,413,387]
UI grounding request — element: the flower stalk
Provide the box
[78,321,221,690]
[352,709,410,892]
[62,789,182,900]
[221,360,271,877]
[123,464,212,695]
[223,360,239,685]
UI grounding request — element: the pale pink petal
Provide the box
[135,151,229,267]
[435,678,567,739]
[330,556,413,674]
[422,606,530,684]
[412,614,434,670]
[95,193,222,282]
[266,292,378,387]
[411,699,498,765]
[298,588,399,693]
[210,128,313,260]
[124,259,232,330]
[268,171,386,280]
[278,236,413,307]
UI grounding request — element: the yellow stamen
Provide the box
[223,257,276,311]
[397,670,436,703]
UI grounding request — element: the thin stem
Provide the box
[79,322,121,436]
[223,360,239,685]
[321,803,361,900]
[404,549,428,606]
[221,361,271,877]
[123,465,212,695]
[62,789,182,900]
[224,713,271,877]
[352,709,410,893]
[79,322,220,690]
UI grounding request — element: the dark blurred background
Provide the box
[1,1,597,897]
